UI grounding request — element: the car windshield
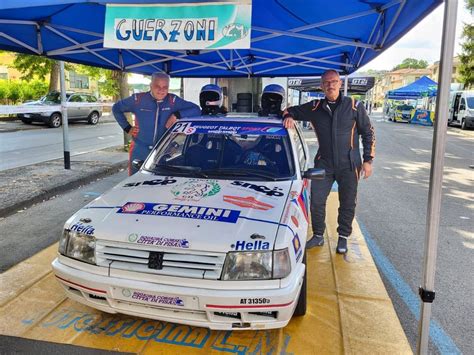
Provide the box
[40,92,72,104]
[143,121,295,181]
[396,104,414,110]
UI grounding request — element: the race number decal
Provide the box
[171,122,196,135]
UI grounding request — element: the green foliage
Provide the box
[75,64,123,98]
[459,0,474,88]
[392,58,428,71]
[0,79,49,104]
[0,80,8,102]
[7,82,22,103]
[12,53,53,80]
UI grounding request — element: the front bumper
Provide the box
[52,256,304,330]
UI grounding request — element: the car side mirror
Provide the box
[132,159,144,170]
[303,168,325,180]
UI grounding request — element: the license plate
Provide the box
[112,287,196,309]
[23,114,30,118]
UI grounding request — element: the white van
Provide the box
[448,91,474,130]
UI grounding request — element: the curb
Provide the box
[0,160,127,219]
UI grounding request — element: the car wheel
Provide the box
[293,251,307,317]
[461,119,467,130]
[88,111,100,125]
[48,113,62,128]
[21,118,32,124]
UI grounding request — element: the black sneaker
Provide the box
[336,235,348,254]
[306,235,324,249]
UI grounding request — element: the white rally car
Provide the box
[52,116,324,330]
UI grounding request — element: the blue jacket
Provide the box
[113,92,200,148]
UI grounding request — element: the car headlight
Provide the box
[59,229,96,264]
[221,249,291,281]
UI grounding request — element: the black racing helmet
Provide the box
[261,84,285,115]
[200,84,224,115]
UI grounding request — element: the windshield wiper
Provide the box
[152,164,209,178]
[201,167,278,181]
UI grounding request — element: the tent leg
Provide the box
[417,0,458,353]
[343,75,348,96]
[59,61,70,170]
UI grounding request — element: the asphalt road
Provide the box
[0,115,124,171]
[349,114,473,353]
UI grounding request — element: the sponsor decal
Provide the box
[292,180,309,222]
[70,222,95,235]
[231,240,270,251]
[291,215,299,228]
[223,195,274,211]
[118,202,240,223]
[289,190,298,199]
[230,181,284,197]
[173,123,287,136]
[292,234,301,254]
[126,291,184,307]
[240,297,270,305]
[121,202,145,213]
[123,178,176,187]
[171,179,220,201]
[122,288,132,297]
[128,233,139,242]
[135,235,190,248]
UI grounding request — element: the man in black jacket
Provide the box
[283,70,375,254]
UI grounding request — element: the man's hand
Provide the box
[129,126,139,138]
[165,114,178,129]
[283,116,295,129]
[361,162,373,179]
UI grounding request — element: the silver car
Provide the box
[18,91,102,128]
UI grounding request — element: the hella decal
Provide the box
[230,181,284,197]
[118,202,240,223]
[223,195,274,211]
[123,178,177,187]
[69,223,95,235]
[232,240,270,251]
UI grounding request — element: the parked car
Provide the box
[52,115,325,330]
[448,91,474,130]
[18,91,102,128]
[390,104,415,123]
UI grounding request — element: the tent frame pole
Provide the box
[59,61,70,170]
[344,75,349,96]
[417,0,458,353]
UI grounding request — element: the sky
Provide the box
[359,1,472,71]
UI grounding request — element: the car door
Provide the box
[67,94,82,119]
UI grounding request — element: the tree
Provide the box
[11,54,60,91]
[392,58,428,71]
[458,0,474,89]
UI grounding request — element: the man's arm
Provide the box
[172,96,201,118]
[283,100,318,128]
[355,102,375,178]
[112,95,136,133]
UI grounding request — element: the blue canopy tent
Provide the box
[387,75,438,100]
[0,1,461,354]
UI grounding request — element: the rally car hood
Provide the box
[69,172,293,253]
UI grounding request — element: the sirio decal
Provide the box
[171,179,220,201]
[123,178,177,187]
[223,195,274,211]
[70,223,95,235]
[230,181,284,197]
[118,202,240,223]
[232,240,270,251]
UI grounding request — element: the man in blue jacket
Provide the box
[113,72,200,175]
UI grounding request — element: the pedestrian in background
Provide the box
[283,69,375,254]
[113,72,200,175]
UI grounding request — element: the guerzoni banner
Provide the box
[104,1,252,50]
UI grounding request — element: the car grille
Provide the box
[96,242,226,280]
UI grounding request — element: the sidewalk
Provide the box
[0,147,128,218]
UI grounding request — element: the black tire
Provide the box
[461,119,467,130]
[236,105,252,113]
[48,112,62,128]
[237,93,252,100]
[21,118,32,124]
[293,251,307,317]
[88,111,100,125]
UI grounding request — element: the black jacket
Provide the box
[288,96,375,171]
